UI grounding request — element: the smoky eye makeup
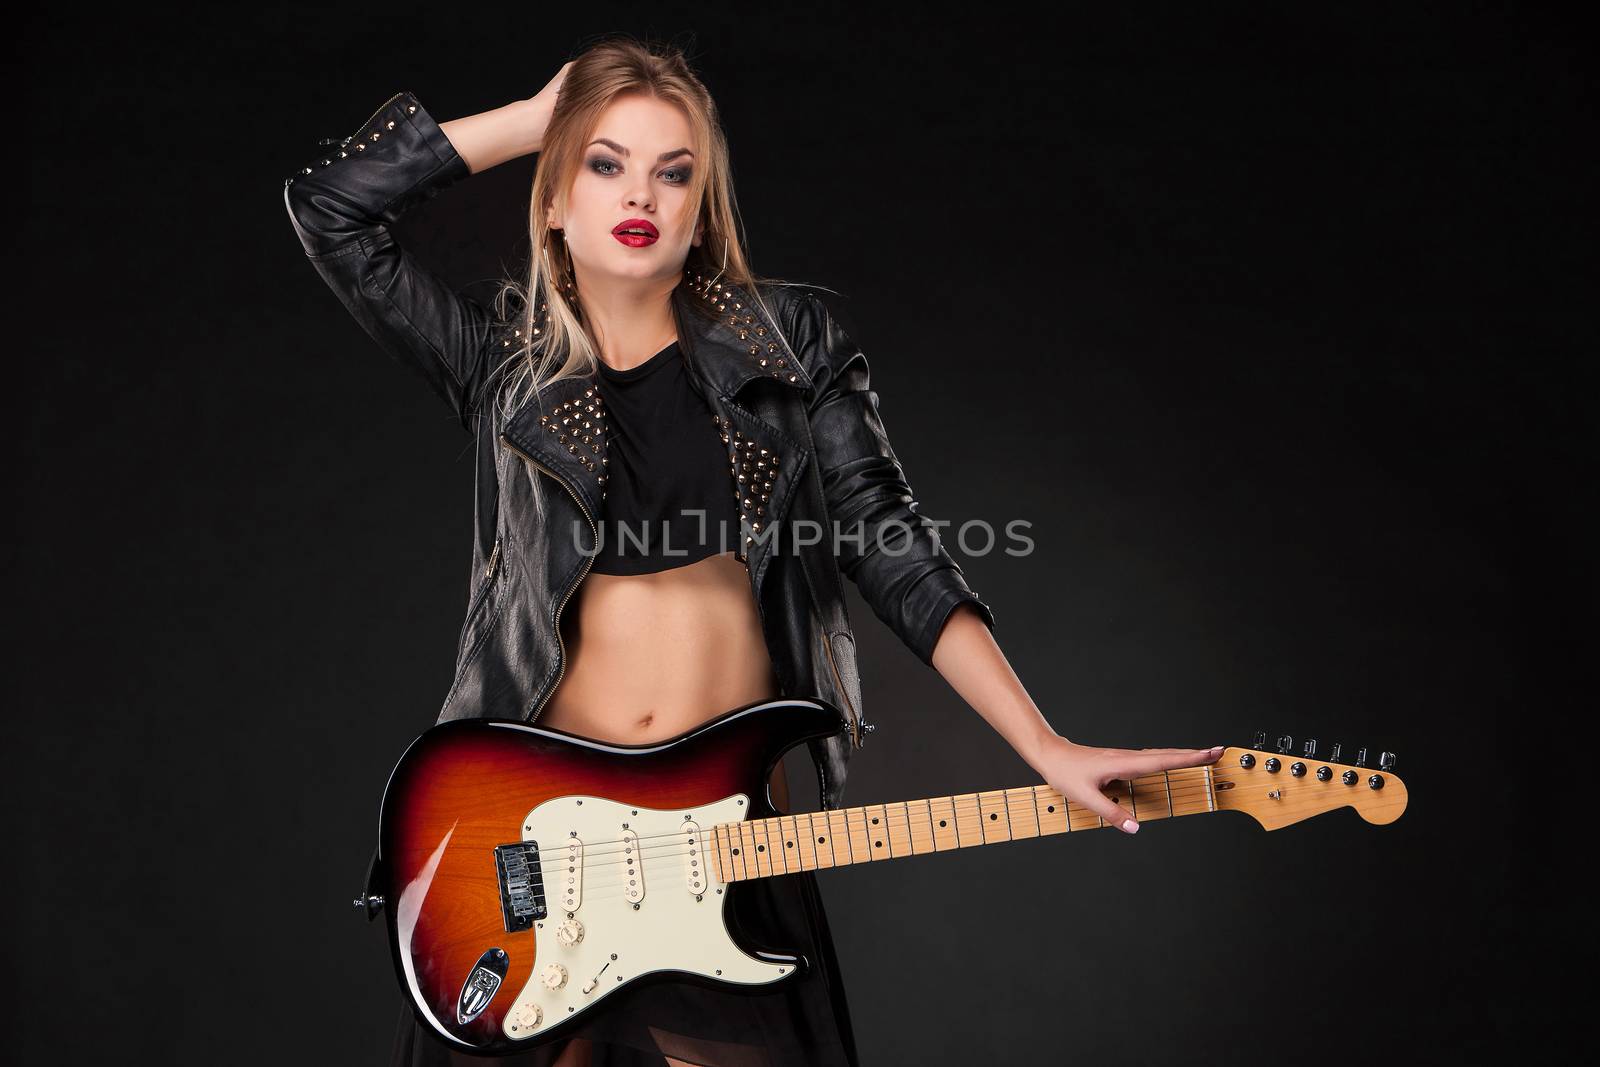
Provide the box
[586,155,692,184]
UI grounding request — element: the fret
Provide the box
[845,806,874,861]
[953,790,984,846]
[1005,787,1041,839]
[753,817,777,877]
[797,814,819,871]
[826,809,852,868]
[775,814,797,871]
[713,824,732,883]
[767,816,790,874]
[1129,775,1170,823]
[905,798,937,854]
[739,825,764,883]
[1067,799,1102,832]
[863,804,892,857]
[977,789,1012,844]
[1034,787,1069,837]
[1163,771,1174,818]
[884,801,915,856]
[736,825,755,883]
[928,795,961,850]
[802,811,827,870]
[796,813,819,871]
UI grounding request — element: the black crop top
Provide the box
[588,339,743,575]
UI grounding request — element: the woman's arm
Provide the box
[788,291,997,665]
[931,603,1221,833]
[280,67,567,429]
[439,64,569,174]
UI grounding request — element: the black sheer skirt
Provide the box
[388,866,858,1067]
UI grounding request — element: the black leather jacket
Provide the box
[282,90,995,810]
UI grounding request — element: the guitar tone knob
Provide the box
[542,963,569,990]
[513,1002,542,1030]
[556,919,585,946]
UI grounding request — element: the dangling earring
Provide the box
[555,230,578,301]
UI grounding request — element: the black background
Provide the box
[14,5,1586,1064]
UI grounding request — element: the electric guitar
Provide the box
[360,698,1406,1055]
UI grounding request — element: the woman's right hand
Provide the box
[526,61,574,153]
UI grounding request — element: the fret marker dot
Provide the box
[989,813,998,820]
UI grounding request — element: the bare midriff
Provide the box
[539,548,780,736]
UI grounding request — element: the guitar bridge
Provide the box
[494,842,548,932]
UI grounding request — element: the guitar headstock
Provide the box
[1213,735,1407,830]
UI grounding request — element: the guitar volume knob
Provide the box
[556,919,585,946]
[542,963,569,990]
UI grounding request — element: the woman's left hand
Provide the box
[1027,734,1224,834]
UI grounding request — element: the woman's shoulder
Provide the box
[748,278,841,334]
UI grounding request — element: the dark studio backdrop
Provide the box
[12,5,1586,1064]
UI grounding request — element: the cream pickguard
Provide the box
[499,793,794,1041]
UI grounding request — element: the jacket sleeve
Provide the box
[787,291,997,666]
[282,90,500,431]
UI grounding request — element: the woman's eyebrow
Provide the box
[588,138,695,162]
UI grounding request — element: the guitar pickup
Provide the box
[494,843,548,932]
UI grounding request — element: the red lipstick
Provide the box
[612,218,659,247]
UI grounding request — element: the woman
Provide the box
[284,36,1222,1067]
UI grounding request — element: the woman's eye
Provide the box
[588,157,690,184]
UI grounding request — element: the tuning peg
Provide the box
[1253,730,1267,750]
[1276,734,1293,754]
[1330,742,1343,762]
[1354,747,1368,768]
[1379,751,1397,772]
[1303,738,1318,758]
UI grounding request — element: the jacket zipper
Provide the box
[484,536,502,580]
[498,431,595,724]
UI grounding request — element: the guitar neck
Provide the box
[710,766,1219,882]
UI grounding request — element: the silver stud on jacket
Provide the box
[711,414,778,563]
[687,271,800,384]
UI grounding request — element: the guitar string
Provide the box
[482,767,1353,866]
[514,809,1230,907]
[493,769,1233,861]
[485,775,1380,899]
[489,775,1370,880]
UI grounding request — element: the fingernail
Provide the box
[1209,746,1224,756]
[1121,819,1139,833]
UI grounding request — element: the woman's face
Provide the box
[549,93,701,291]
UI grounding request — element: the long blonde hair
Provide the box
[487,34,804,424]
